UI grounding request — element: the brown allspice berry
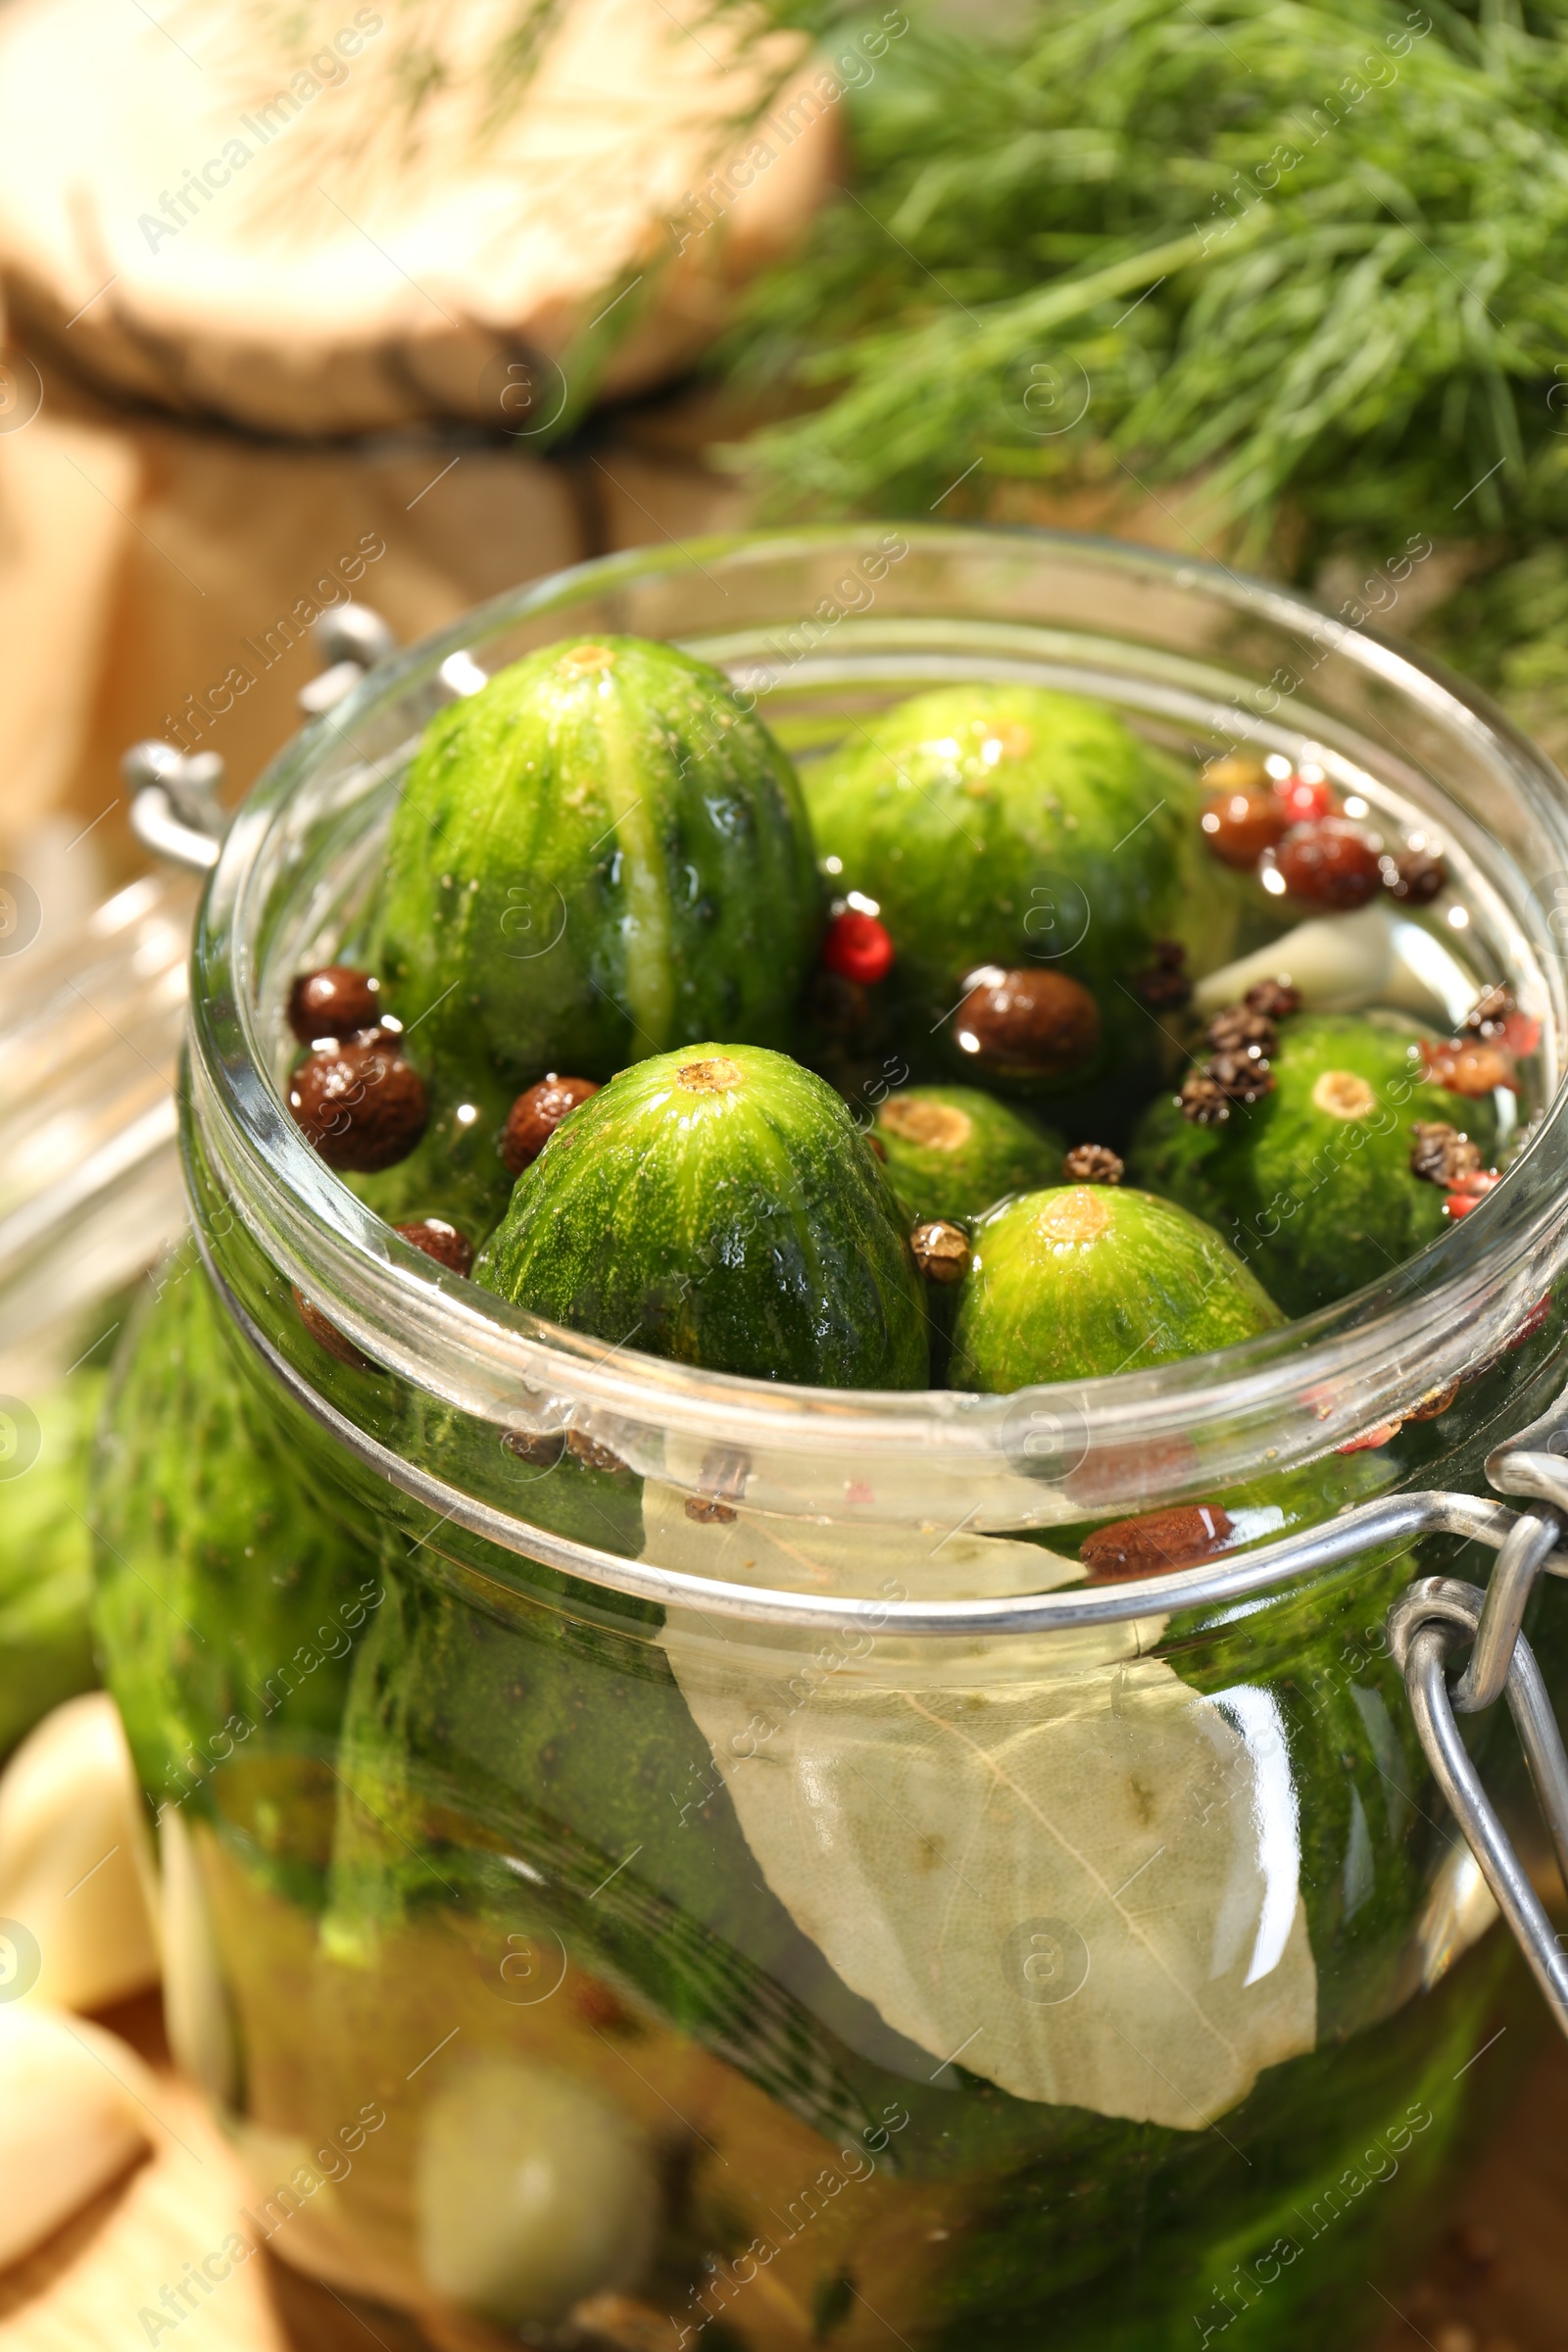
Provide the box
[910,1219,971,1285]
[1080,1503,1235,1582]
[1206,1003,1276,1055]
[1200,786,1292,869]
[287,964,381,1045]
[1179,1069,1231,1125]
[291,1287,371,1371]
[1381,846,1446,905]
[288,1033,428,1172]
[1275,817,1383,907]
[1061,1144,1124,1184]
[954,965,1101,1078]
[1245,978,1301,1020]
[1409,1121,1483,1188]
[1207,1049,1276,1104]
[394,1219,474,1278]
[502,1074,600,1177]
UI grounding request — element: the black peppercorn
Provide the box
[910,1219,972,1285]
[1061,1144,1124,1184]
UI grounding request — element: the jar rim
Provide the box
[187,522,1568,1501]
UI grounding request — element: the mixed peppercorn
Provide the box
[1199,753,1446,908]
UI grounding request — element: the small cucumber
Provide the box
[477,1044,929,1390]
[362,635,822,1227]
[874,1086,1063,1225]
[1127,1013,1499,1314]
[951,1185,1285,1389]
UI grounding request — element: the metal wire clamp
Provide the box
[1389,1396,1568,2032]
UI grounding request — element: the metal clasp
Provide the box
[1391,1408,1568,2031]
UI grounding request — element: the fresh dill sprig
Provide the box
[719,0,1568,562]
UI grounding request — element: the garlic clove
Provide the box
[159,1802,239,2108]
[1194,901,1473,1027]
[0,1691,160,2013]
[416,2057,658,2325]
[0,2002,152,2267]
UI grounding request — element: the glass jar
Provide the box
[94,526,1568,2352]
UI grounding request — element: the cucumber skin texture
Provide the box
[91,1253,385,1907]
[362,635,822,1223]
[874,1087,1063,1226]
[0,1373,101,1761]
[476,1043,929,1390]
[803,685,1238,1066]
[1126,1014,1500,1316]
[951,1184,1285,1389]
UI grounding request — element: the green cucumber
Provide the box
[0,1371,102,1761]
[476,1043,929,1390]
[873,1086,1063,1225]
[92,1253,388,1907]
[951,1185,1285,1389]
[362,635,822,1229]
[1126,1013,1499,1316]
[803,685,1238,1085]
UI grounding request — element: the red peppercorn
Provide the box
[287,964,381,1045]
[502,1074,600,1177]
[1200,788,1291,870]
[1273,768,1337,824]
[1336,1420,1403,1453]
[394,1219,474,1278]
[1275,818,1383,908]
[288,1034,428,1172]
[1503,1293,1553,1349]
[1444,1173,1500,1219]
[1421,1039,1518,1098]
[822,907,895,986]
